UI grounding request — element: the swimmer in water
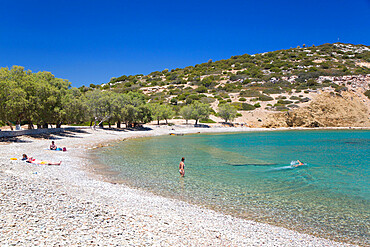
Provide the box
[293,160,304,167]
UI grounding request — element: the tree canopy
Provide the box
[0,66,153,129]
[218,104,238,123]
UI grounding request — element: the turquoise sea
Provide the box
[92,130,369,245]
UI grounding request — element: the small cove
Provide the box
[92,130,370,245]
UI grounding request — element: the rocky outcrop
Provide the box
[265,91,370,127]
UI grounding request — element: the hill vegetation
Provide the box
[102,43,370,105]
[1,43,369,129]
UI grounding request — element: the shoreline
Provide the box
[0,126,360,246]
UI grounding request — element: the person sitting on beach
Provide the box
[22,154,28,160]
[22,154,61,166]
[50,141,57,150]
[179,157,185,177]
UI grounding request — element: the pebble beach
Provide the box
[0,126,358,246]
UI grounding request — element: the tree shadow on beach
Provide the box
[0,137,31,143]
[0,127,153,142]
[101,126,153,132]
[25,128,91,140]
[125,126,153,132]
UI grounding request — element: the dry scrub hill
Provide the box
[265,91,370,127]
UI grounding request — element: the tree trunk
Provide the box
[117,120,121,128]
[28,122,34,129]
[186,119,188,124]
[37,124,41,129]
[108,121,111,128]
[7,121,14,131]
[56,122,62,128]
[43,123,48,129]
[92,117,97,130]
[97,116,109,129]
[195,119,198,125]
[157,118,160,125]
[90,120,93,127]
[165,119,168,124]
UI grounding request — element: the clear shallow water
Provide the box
[93,130,369,245]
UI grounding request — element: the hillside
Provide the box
[1,43,369,129]
[89,42,370,127]
[266,90,370,127]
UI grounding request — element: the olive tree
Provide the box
[218,103,237,123]
[179,105,192,124]
[189,101,210,125]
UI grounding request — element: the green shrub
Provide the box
[365,90,370,99]
[277,100,293,105]
[274,106,289,111]
[275,96,287,100]
[290,96,300,100]
[200,97,216,104]
[177,94,186,101]
[70,121,93,126]
[335,86,348,93]
[288,104,299,108]
[300,97,310,103]
[196,86,208,93]
[200,118,216,123]
[263,88,284,94]
[239,97,246,101]
[230,102,256,111]
[219,93,230,98]
[254,103,261,108]
[236,113,242,117]
[258,94,274,101]
[242,103,256,111]
[239,90,260,97]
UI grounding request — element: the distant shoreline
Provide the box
[1,123,369,139]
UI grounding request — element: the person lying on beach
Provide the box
[50,141,57,150]
[22,154,61,166]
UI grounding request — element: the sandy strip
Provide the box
[0,126,357,246]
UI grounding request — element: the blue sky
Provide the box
[1,0,369,87]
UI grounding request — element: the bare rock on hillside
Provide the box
[265,92,370,127]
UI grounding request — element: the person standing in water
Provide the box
[179,157,185,177]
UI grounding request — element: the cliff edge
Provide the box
[265,91,370,127]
